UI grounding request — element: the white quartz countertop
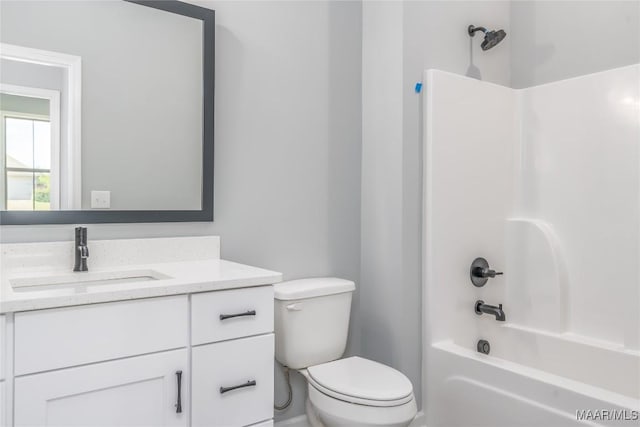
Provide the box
[0,258,282,313]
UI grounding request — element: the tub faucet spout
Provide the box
[475,300,505,321]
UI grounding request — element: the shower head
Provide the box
[468,25,507,51]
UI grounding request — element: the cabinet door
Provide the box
[0,315,5,380]
[15,349,188,427]
[0,380,6,427]
[192,334,274,427]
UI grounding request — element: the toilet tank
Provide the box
[274,278,355,369]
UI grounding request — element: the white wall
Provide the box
[510,0,640,88]
[0,1,363,421]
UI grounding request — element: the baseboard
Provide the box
[274,411,425,427]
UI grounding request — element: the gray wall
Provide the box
[1,0,204,210]
[360,0,409,408]
[0,0,363,422]
[1,59,65,96]
[510,0,640,88]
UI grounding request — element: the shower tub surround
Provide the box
[0,236,282,427]
[423,65,640,426]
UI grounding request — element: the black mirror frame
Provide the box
[0,0,214,225]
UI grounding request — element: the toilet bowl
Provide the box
[273,278,417,427]
[300,357,417,427]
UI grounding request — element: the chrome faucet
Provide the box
[475,300,505,321]
[73,226,89,272]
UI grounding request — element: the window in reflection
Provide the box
[3,115,52,211]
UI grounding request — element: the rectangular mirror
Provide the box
[0,0,214,224]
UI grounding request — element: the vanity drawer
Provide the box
[192,334,274,427]
[15,295,188,375]
[191,286,273,345]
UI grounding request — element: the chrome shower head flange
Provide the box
[468,25,487,37]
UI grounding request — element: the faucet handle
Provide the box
[470,257,503,287]
[481,268,503,278]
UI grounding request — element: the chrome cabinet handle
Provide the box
[175,370,183,413]
[220,380,257,394]
[219,310,256,321]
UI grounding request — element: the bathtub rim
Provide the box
[431,340,640,411]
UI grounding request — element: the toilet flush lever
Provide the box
[286,303,303,311]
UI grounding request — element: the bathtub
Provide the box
[424,333,640,427]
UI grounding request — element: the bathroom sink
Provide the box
[10,269,171,291]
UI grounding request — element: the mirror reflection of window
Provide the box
[0,91,59,211]
[5,115,52,210]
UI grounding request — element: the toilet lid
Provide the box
[307,357,413,403]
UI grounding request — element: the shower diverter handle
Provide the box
[472,267,503,278]
[470,257,503,287]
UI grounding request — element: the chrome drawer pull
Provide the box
[220,380,257,394]
[219,310,256,321]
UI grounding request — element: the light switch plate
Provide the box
[91,191,111,209]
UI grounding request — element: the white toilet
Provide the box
[274,278,417,427]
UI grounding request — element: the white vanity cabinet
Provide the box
[13,297,189,427]
[14,296,188,375]
[0,381,5,427]
[191,286,274,345]
[0,314,6,427]
[7,285,275,427]
[191,286,275,427]
[0,314,5,380]
[14,349,188,427]
[192,335,274,426]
